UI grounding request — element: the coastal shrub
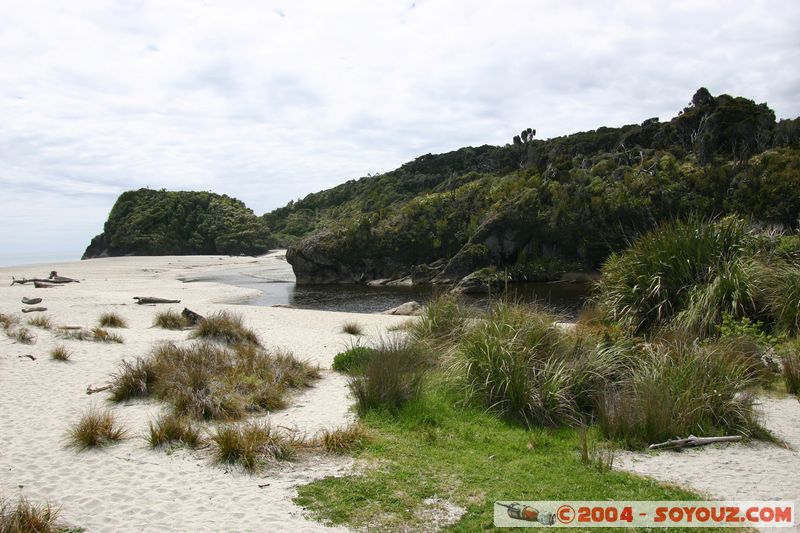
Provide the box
[597,339,762,448]
[148,413,204,448]
[26,315,53,330]
[0,496,61,533]
[332,345,378,374]
[50,345,71,362]
[763,261,800,336]
[110,342,319,420]
[212,421,303,471]
[595,216,753,335]
[780,343,800,395]
[153,310,190,330]
[341,322,364,336]
[67,406,127,448]
[191,310,260,347]
[349,336,429,415]
[98,312,127,328]
[315,422,370,454]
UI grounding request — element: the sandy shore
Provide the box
[0,252,407,532]
[616,396,800,531]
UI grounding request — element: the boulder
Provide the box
[382,301,424,316]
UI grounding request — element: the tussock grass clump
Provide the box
[595,216,754,335]
[780,343,800,395]
[341,322,364,336]
[349,336,430,415]
[10,327,35,345]
[0,313,18,330]
[153,309,190,330]
[413,293,465,342]
[332,344,378,374]
[451,301,623,427]
[148,413,204,448]
[26,315,53,330]
[67,406,127,448]
[191,310,260,346]
[0,495,61,533]
[110,342,319,420]
[763,262,800,336]
[316,422,370,454]
[98,312,127,328]
[212,421,303,471]
[597,339,763,448]
[50,345,71,362]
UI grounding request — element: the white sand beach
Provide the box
[0,252,407,532]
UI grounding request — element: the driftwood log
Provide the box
[34,281,61,289]
[12,277,78,285]
[21,307,47,313]
[181,308,205,325]
[649,435,743,450]
[86,384,112,395]
[21,297,42,305]
[134,296,181,305]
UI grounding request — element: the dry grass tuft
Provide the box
[212,421,304,471]
[0,495,62,533]
[11,327,35,345]
[91,327,123,343]
[110,342,319,420]
[67,406,127,449]
[26,315,53,330]
[315,422,370,454]
[191,310,260,346]
[98,312,127,328]
[148,413,204,448]
[153,309,190,330]
[0,312,18,330]
[781,343,800,395]
[341,322,364,336]
[50,345,71,362]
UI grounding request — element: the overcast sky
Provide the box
[1,0,798,265]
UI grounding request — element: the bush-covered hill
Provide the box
[276,88,800,287]
[82,189,273,259]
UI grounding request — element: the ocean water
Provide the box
[0,252,80,268]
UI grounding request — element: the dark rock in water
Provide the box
[382,301,424,316]
[286,231,364,284]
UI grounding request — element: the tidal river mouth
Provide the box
[185,256,590,317]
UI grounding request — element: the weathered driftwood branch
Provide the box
[12,277,77,285]
[22,297,42,305]
[19,354,36,361]
[22,307,47,313]
[86,384,112,395]
[134,296,181,305]
[649,435,742,450]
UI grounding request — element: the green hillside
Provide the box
[83,189,273,259]
[275,88,800,287]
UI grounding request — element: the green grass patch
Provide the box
[331,345,377,374]
[295,385,715,532]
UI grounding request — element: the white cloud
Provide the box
[1,0,798,263]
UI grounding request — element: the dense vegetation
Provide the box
[298,217,799,530]
[278,88,800,286]
[83,189,273,258]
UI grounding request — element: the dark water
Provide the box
[192,269,590,317]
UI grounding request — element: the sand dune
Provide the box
[0,253,406,532]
